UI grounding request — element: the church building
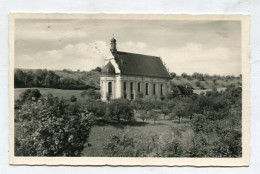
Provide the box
[100,37,171,101]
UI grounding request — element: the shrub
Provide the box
[103,134,160,157]
[160,138,183,157]
[103,135,136,157]
[70,95,77,102]
[212,130,242,157]
[190,114,206,132]
[186,132,211,157]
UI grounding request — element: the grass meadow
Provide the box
[82,115,191,157]
[15,88,85,102]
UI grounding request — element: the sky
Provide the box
[14,19,241,75]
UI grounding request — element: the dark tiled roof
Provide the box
[101,61,115,75]
[114,51,171,79]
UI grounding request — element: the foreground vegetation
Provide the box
[14,83,242,157]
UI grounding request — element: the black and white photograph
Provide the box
[9,14,250,166]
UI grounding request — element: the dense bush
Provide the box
[15,96,93,156]
[84,99,106,118]
[103,134,160,157]
[160,138,183,157]
[212,130,242,157]
[81,89,101,100]
[103,135,137,157]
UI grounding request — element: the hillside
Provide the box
[54,70,241,90]
[171,75,241,90]
[15,68,241,91]
[54,70,101,87]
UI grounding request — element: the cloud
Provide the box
[117,41,240,75]
[16,28,88,41]
[15,40,241,75]
[15,41,110,71]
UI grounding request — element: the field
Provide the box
[15,88,85,101]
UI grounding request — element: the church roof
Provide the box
[114,51,171,79]
[101,61,116,75]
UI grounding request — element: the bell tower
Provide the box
[110,34,117,54]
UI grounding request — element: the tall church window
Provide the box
[146,83,149,95]
[123,82,127,91]
[108,82,112,94]
[161,84,163,95]
[153,84,156,95]
[130,82,134,100]
[138,82,141,92]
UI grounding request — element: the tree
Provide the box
[170,72,176,79]
[14,69,26,87]
[19,89,42,102]
[161,106,170,120]
[195,81,201,87]
[174,102,187,123]
[138,99,154,122]
[84,99,106,118]
[105,99,134,122]
[92,67,102,72]
[138,110,148,123]
[181,72,188,78]
[130,100,143,114]
[149,110,159,124]
[213,78,217,85]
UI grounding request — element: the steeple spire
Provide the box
[110,34,117,54]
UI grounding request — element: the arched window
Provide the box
[153,84,156,95]
[146,83,149,95]
[123,82,127,91]
[108,82,112,94]
[138,82,141,92]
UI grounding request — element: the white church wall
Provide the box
[100,74,170,101]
